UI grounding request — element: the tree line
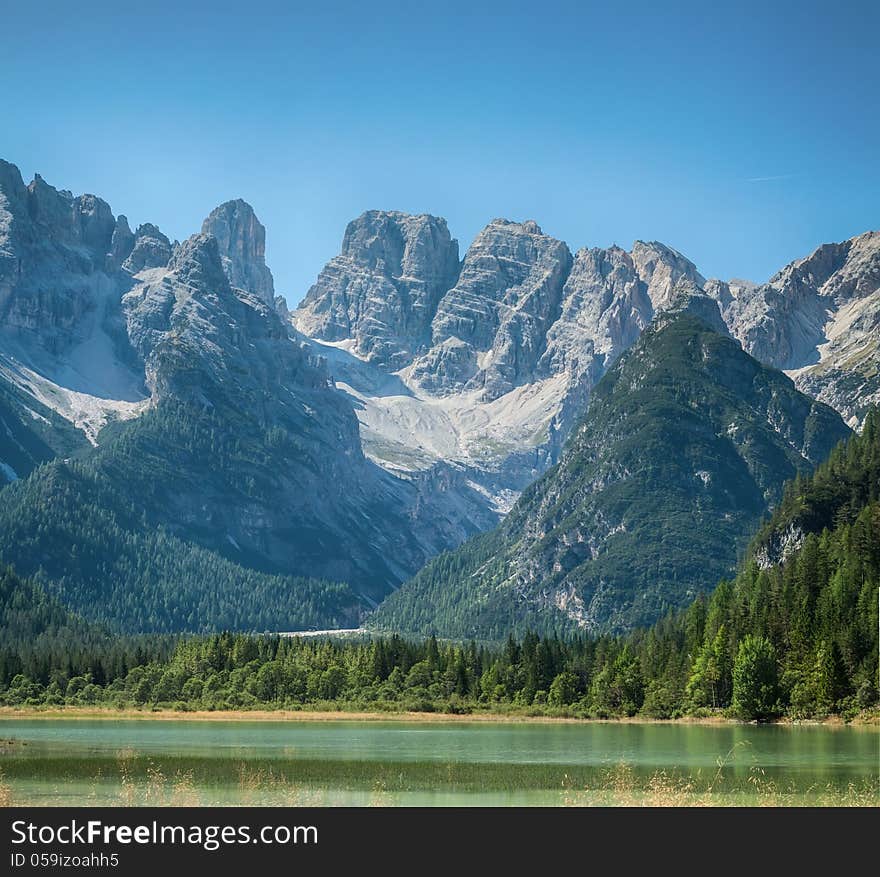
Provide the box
[0,411,877,721]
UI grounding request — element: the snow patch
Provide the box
[0,355,149,445]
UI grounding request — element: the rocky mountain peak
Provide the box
[22,173,116,258]
[0,159,26,195]
[659,279,730,336]
[201,199,275,304]
[630,240,705,309]
[1,162,134,370]
[482,218,544,236]
[166,232,229,290]
[372,311,850,639]
[109,215,135,266]
[713,230,879,425]
[293,210,460,368]
[122,222,172,273]
[415,218,573,399]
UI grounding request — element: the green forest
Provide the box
[1,410,878,721]
[0,399,361,633]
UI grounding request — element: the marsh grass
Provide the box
[1,750,876,806]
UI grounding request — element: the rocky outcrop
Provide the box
[293,210,460,368]
[630,240,706,309]
[412,219,572,399]
[710,232,880,426]
[754,522,806,569]
[109,216,135,267]
[122,223,172,273]
[658,281,731,336]
[0,162,490,613]
[2,155,877,633]
[0,162,121,357]
[201,199,275,304]
[298,213,877,534]
[117,230,486,599]
[124,233,325,402]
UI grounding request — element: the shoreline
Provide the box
[1,706,875,727]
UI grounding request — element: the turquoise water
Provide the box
[1,718,877,806]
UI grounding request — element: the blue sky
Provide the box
[3,0,877,303]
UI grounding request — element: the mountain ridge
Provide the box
[369,306,850,638]
[0,157,874,634]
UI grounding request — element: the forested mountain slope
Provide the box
[371,301,850,638]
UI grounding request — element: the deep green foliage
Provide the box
[0,400,361,632]
[0,375,88,484]
[0,466,356,632]
[1,412,877,720]
[732,635,780,720]
[0,565,176,695]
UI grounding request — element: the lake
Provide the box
[1,717,877,806]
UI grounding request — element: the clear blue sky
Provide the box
[3,0,877,303]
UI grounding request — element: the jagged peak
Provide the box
[481,218,545,236]
[571,243,631,261]
[347,208,449,225]
[632,239,690,259]
[201,197,262,231]
[134,222,170,244]
[765,230,879,289]
[657,279,730,335]
[631,239,704,278]
[201,198,274,303]
[339,210,456,261]
[121,222,172,273]
[0,159,26,194]
[27,172,74,206]
[170,231,220,264]
[167,232,230,290]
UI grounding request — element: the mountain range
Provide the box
[295,212,878,525]
[0,158,876,634]
[370,299,848,637]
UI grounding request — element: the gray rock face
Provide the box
[292,219,714,550]
[0,160,30,304]
[109,215,135,267]
[201,199,275,305]
[2,154,878,624]
[294,213,877,535]
[293,210,460,368]
[0,162,495,604]
[0,162,120,356]
[712,232,880,425]
[119,231,488,598]
[414,219,572,399]
[541,246,653,378]
[26,174,116,254]
[660,280,731,336]
[124,233,318,402]
[370,312,851,638]
[534,243,706,444]
[123,223,172,273]
[630,240,706,309]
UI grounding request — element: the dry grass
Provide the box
[6,704,876,726]
[556,750,880,807]
[0,772,12,807]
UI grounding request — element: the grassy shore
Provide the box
[1,705,876,726]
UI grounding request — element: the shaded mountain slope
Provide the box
[371,301,850,639]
